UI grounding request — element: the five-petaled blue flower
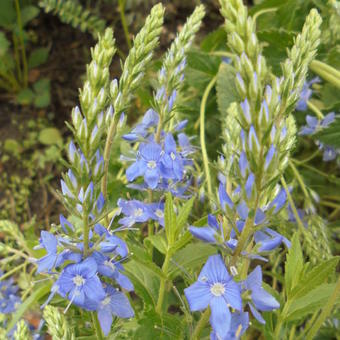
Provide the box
[117,199,150,227]
[242,266,279,324]
[57,257,105,309]
[184,255,242,339]
[299,112,335,136]
[126,142,164,189]
[96,285,134,336]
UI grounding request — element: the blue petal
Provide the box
[252,287,280,311]
[144,168,160,189]
[41,231,57,253]
[198,255,231,283]
[208,215,219,230]
[224,280,242,311]
[98,308,113,336]
[83,276,105,302]
[164,133,177,153]
[108,289,134,318]
[189,226,217,243]
[209,297,231,339]
[115,272,134,292]
[184,281,211,311]
[249,303,265,324]
[218,183,233,210]
[237,201,249,220]
[140,142,162,161]
[245,265,262,291]
[126,160,146,181]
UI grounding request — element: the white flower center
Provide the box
[73,275,86,287]
[102,296,111,306]
[155,209,164,218]
[147,160,157,169]
[104,260,116,271]
[170,152,176,160]
[210,282,225,297]
[134,208,143,217]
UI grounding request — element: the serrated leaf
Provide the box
[124,259,161,308]
[285,283,340,321]
[290,257,339,299]
[216,62,240,116]
[168,243,216,279]
[176,197,195,236]
[285,233,303,296]
[164,192,176,245]
[38,128,62,146]
[28,47,49,69]
[144,234,168,255]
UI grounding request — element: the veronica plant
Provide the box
[185,0,323,338]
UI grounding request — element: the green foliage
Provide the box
[39,0,106,37]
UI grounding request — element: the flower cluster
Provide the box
[118,5,205,230]
[299,111,339,161]
[184,255,279,339]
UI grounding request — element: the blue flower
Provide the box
[148,202,165,227]
[299,112,335,136]
[254,228,291,251]
[96,285,134,336]
[296,77,320,111]
[189,214,222,244]
[161,133,184,181]
[123,109,159,141]
[126,142,163,189]
[210,312,249,340]
[0,294,21,314]
[117,199,150,227]
[91,251,133,291]
[57,257,105,309]
[184,255,242,338]
[242,266,279,324]
[35,231,64,273]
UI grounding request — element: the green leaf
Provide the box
[38,128,62,146]
[16,88,34,105]
[21,5,40,27]
[171,231,192,253]
[164,192,176,245]
[7,283,51,332]
[3,138,22,155]
[28,47,49,69]
[124,259,161,308]
[0,0,16,29]
[0,32,10,56]
[200,28,227,52]
[168,243,216,279]
[285,283,340,321]
[315,118,340,148]
[144,234,168,255]
[284,233,303,296]
[176,197,195,237]
[290,257,339,299]
[216,62,240,116]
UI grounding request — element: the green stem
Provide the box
[311,60,340,80]
[83,213,90,257]
[118,0,131,49]
[310,60,340,90]
[155,251,171,314]
[191,308,211,340]
[293,150,320,165]
[0,262,26,281]
[209,51,234,58]
[91,312,104,340]
[289,161,310,199]
[253,7,278,22]
[101,115,119,202]
[281,176,305,232]
[307,101,324,119]
[305,276,340,339]
[200,75,217,206]
[15,0,28,87]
